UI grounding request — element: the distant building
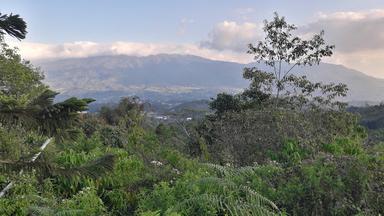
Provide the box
[155,116,168,120]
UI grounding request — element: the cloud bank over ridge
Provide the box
[13,41,252,63]
[10,9,384,78]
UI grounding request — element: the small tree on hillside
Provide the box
[211,13,348,115]
[203,13,355,166]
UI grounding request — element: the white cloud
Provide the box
[302,9,384,77]
[11,40,252,63]
[200,21,262,52]
[14,41,111,59]
[304,9,384,52]
[316,9,384,21]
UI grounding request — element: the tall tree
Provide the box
[211,13,348,115]
[247,12,334,102]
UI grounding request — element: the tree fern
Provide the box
[0,90,95,140]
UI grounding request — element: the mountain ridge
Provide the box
[35,54,384,104]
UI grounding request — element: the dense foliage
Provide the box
[0,12,383,216]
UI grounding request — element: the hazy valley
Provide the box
[36,54,384,108]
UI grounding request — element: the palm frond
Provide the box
[0,13,27,40]
[0,92,94,139]
[0,154,115,179]
[37,97,94,136]
[29,89,57,109]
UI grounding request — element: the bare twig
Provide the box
[0,138,52,198]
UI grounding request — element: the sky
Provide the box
[2,0,384,78]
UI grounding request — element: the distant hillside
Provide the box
[36,54,384,104]
[168,99,210,114]
[349,104,384,130]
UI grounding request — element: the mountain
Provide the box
[35,54,384,104]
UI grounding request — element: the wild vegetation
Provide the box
[0,12,383,215]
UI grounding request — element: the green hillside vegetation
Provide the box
[0,12,383,216]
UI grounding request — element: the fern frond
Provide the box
[166,193,278,216]
[240,185,279,211]
[194,164,280,215]
[53,154,115,179]
[54,209,87,216]
[28,206,55,216]
[204,163,258,178]
[28,206,86,216]
[163,175,279,215]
